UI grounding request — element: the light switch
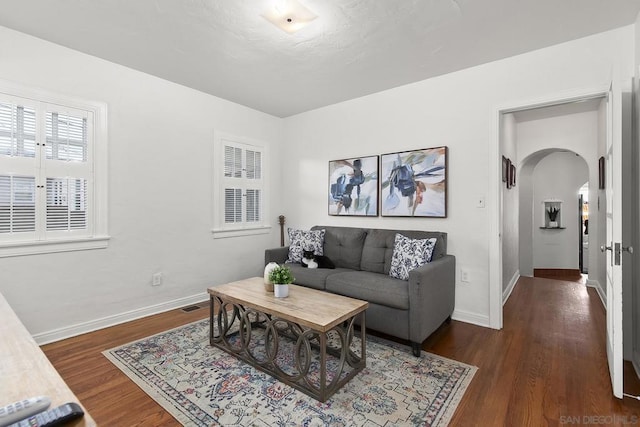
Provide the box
[460,269,470,282]
[477,196,485,208]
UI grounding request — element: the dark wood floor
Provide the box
[42,277,640,426]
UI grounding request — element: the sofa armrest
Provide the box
[265,246,289,265]
[407,254,456,344]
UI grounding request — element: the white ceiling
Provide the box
[0,0,639,117]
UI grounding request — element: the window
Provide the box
[212,132,269,238]
[0,82,108,257]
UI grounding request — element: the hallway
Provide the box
[426,276,640,425]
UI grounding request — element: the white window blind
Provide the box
[0,175,36,233]
[224,188,242,224]
[46,177,88,231]
[222,143,263,225]
[246,150,261,179]
[246,188,261,223]
[213,132,269,238]
[46,112,87,162]
[0,84,108,256]
[245,149,262,223]
[0,103,36,158]
[224,146,242,178]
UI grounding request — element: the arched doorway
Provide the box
[519,150,589,280]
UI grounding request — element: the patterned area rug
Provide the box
[103,319,476,426]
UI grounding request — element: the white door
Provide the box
[603,82,623,399]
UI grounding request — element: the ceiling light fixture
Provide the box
[262,0,318,34]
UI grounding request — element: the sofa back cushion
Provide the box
[361,229,447,274]
[312,226,367,270]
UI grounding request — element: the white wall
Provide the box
[282,26,635,327]
[531,153,588,269]
[0,26,283,340]
[501,114,519,294]
[518,157,538,277]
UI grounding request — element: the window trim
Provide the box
[211,131,270,239]
[0,79,109,257]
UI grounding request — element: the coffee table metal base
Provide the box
[209,296,366,402]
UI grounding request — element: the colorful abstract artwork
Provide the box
[381,147,447,217]
[328,155,378,216]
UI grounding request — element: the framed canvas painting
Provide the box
[328,155,379,216]
[380,146,447,217]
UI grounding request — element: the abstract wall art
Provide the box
[380,147,447,217]
[328,155,379,216]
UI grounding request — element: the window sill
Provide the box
[211,225,272,239]
[0,236,110,258]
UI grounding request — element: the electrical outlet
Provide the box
[152,272,163,286]
[460,269,470,283]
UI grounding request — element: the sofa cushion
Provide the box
[326,271,409,310]
[287,265,351,290]
[312,226,367,270]
[361,228,446,274]
[423,232,446,260]
[286,228,325,264]
[360,229,393,274]
[389,234,437,280]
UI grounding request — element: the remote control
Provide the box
[0,396,51,427]
[7,402,84,427]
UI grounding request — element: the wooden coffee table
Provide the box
[208,277,368,402]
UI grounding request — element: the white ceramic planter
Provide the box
[263,262,279,292]
[273,284,289,298]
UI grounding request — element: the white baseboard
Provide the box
[33,292,209,345]
[452,309,491,328]
[586,279,606,307]
[502,270,520,305]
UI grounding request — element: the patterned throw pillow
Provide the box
[389,233,437,281]
[286,228,326,264]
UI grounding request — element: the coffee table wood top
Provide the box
[208,277,368,332]
[0,292,96,426]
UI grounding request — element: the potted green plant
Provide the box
[268,265,294,298]
[547,206,560,228]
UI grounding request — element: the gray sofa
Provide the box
[264,225,455,356]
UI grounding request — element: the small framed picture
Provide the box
[510,164,516,188]
[502,156,509,183]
